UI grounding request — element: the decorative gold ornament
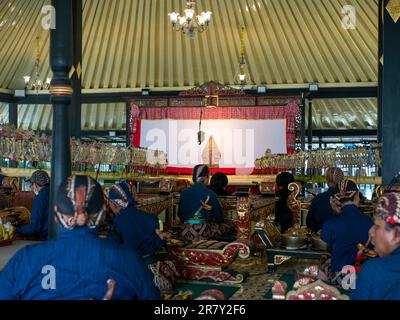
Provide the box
[204,95,219,108]
[69,65,75,79]
[49,84,74,96]
[76,62,82,79]
[386,0,400,23]
[274,255,292,265]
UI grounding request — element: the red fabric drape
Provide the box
[164,167,283,175]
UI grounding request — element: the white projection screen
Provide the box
[139,119,287,169]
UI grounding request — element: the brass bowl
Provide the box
[286,226,309,236]
[281,233,309,249]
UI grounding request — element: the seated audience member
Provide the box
[351,192,400,300]
[178,164,228,241]
[210,172,232,196]
[321,179,372,281]
[275,172,295,233]
[108,181,177,291]
[307,167,344,233]
[15,170,50,241]
[0,175,159,300]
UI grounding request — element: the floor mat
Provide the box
[163,281,241,300]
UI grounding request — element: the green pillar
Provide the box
[49,0,73,239]
[382,0,400,184]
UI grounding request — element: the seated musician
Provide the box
[0,175,159,300]
[351,192,400,300]
[210,172,232,196]
[178,164,227,241]
[108,181,177,291]
[275,172,295,233]
[14,170,50,241]
[306,167,344,233]
[320,179,372,283]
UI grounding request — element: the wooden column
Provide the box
[377,0,383,144]
[69,0,82,139]
[382,0,400,184]
[307,99,313,151]
[300,96,306,151]
[126,102,131,147]
[49,0,73,239]
[8,103,18,168]
[9,103,17,128]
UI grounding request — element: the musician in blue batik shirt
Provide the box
[108,181,165,255]
[0,175,159,300]
[351,192,400,300]
[14,170,50,241]
[108,181,177,291]
[321,179,372,280]
[178,164,228,241]
[306,167,344,233]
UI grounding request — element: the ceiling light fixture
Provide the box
[23,36,51,93]
[168,1,212,39]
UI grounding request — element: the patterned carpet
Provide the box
[227,252,320,300]
[164,250,321,300]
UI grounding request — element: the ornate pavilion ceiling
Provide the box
[0,0,379,133]
[0,0,378,92]
[307,98,377,130]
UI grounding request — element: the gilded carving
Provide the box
[386,0,400,23]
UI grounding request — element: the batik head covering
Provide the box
[55,175,106,229]
[326,167,344,185]
[334,179,359,203]
[30,170,50,187]
[375,192,400,227]
[192,164,210,183]
[108,181,135,210]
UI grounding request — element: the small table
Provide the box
[0,240,39,270]
[265,247,328,273]
[255,226,329,273]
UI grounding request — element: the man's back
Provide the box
[16,186,49,240]
[0,227,160,300]
[178,183,223,223]
[113,206,164,256]
[321,205,372,272]
[306,187,335,232]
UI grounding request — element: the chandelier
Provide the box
[234,27,249,86]
[23,36,51,93]
[168,1,212,39]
